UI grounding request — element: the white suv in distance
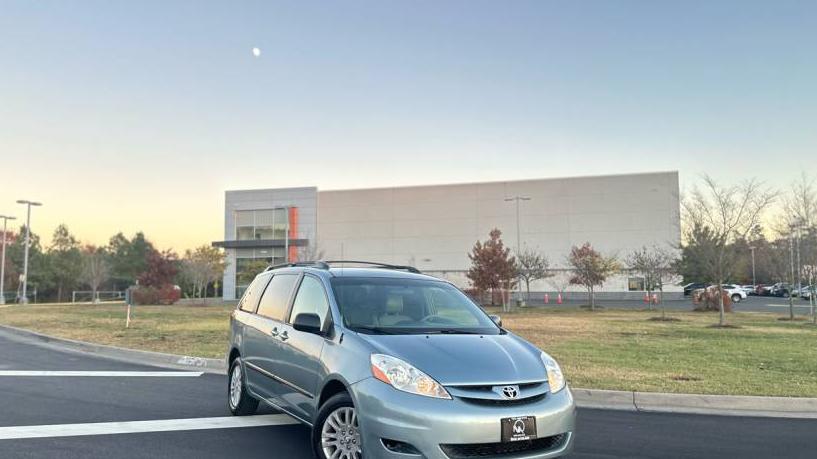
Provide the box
[722,284,748,303]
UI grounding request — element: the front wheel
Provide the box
[731,294,741,303]
[228,358,259,416]
[313,392,362,459]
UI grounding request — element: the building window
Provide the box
[235,208,289,241]
[628,277,645,291]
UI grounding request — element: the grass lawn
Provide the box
[1,302,816,397]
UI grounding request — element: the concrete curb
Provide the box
[571,388,817,419]
[2,324,816,419]
[0,324,227,375]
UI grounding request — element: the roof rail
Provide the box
[264,261,330,272]
[323,260,422,274]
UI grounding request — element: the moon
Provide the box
[252,47,261,57]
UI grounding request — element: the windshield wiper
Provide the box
[349,326,395,335]
[423,329,482,335]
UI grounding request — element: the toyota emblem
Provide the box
[501,385,520,399]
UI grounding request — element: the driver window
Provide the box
[289,276,330,326]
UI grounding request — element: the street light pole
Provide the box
[788,227,795,320]
[16,200,42,304]
[505,196,531,303]
[0,215,17,305]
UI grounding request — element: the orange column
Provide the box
[288,207,299,261]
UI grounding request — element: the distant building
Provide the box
[214,171,681,300]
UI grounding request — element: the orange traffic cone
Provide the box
[557,293,563,304]
[544,293,550,304]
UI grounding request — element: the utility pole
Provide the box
[749,246,757,287]
[505,196,531,304]
[16,200,42,304]
[0,215,17,305]
[789,227,795,320]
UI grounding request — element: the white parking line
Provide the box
[0,415,298,440]
[0,371,203,377]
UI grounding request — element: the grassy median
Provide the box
[1,302,816,397]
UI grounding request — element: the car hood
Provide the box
[357,332,547,386]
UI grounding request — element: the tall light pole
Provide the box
[0,215,17,305]
[788,225,796,320]
[16,200,42,304]
[505,196,531,303]
[749,246,756,287]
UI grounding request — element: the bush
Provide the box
[692,287,732,312]
[132,285,181,305]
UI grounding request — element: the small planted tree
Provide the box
[517,247,552,302]
[80,245,110,303]
[626,245,678,318]
[567,242,619,311]
[683,175,776,326]
[466,229,518,311]
[180,246,227,302]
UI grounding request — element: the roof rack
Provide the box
[323,260,422,274]
[264,261,330,272]
[264,260,422,274]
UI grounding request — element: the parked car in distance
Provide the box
[740,285,757,296]
[770,283,791,298]
[721,284,748,303]
[227,261,576,459]
[683,282,709,296]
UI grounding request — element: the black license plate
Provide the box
[501,416,537,442]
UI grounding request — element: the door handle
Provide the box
[270,327,279,337]
[280,331,289,341]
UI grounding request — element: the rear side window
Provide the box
[238,275,269,312]
[256,274,299,321]
[289,276,330,326]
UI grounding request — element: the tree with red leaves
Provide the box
[466,228,517,311]
[138,249,178,288]
[568,242,619,311]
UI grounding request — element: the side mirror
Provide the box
[489,314,502,327]
[293,313,323,335]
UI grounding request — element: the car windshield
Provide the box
[330,277,499,335]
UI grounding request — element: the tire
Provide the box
[228,358,259,416]
[313,392,362,459]
[731,294,741,303]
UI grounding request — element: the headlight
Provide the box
[541,352,565,393]
[370,354,451,399]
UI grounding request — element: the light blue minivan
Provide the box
[227,261,575,459]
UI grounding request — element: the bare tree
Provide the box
[683,175,777,326]
[517,247,553,302]
[180,246,226,302]
[567,242,619,311]
[296,237,326,262]
[626,245,679,318]
[80,245,110,303]
[780,173,816,230]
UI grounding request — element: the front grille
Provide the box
[440,434,566,458]
[460,393,547,407]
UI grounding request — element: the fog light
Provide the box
[382,438,422,455]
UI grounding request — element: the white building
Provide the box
[214,172,681,300]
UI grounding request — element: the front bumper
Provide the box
[351,377,576,459]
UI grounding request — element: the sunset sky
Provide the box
[1,1,815,251]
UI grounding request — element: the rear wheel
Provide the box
[228,358,259,416]
[313,392,362,459]
[731,294,741,303]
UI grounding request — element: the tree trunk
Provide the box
[718,282,725,326]
[589,286,595,311]
[660,286,666,320]
[788,288,795,320]
[525,279,531,301]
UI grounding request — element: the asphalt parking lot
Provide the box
[542,295,815,314]
[1,333,816,458]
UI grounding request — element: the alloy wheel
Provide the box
[229,364,242,409]
[321,407,362,459]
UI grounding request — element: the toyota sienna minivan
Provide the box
[227,261,575,459]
